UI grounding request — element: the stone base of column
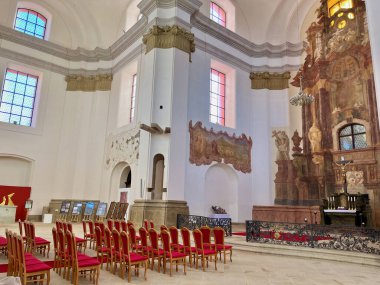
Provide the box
[129,199,189,229]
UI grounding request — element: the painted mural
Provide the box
[189,121,252,173]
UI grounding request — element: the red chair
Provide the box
[148,228,164,272]
[168,226,184,251]
[57,229,68,278]
[143,219,150,231]
[180,227,197,267]
[95,222,105,242]
[200,226,213,249]
[104,228,114,271]
[213,227,233,263]
[5,230,15,276]
[18,219,26,243]
[149,220,155,230]
[51,228,59,273]
[161,230,187,276]
[114,220,121,232]
[193,229,217,271]
[121,220,128,232]
[160,225,168,232]
[66,231,100,285]
[107,219,114,231]
[120,231,148,282]
[16,235,51,284]
[29,223,50,257]
[88,220,95,249]
[83,220,94,249]
[138,227,151,258]
[67,223,87,252]
[111,229,123,276]
[129,225,143,253]
[94,226,108,269]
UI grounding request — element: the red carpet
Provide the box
[0,261,55,273]
[232,232,246,236]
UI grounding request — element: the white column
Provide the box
[365,0,380,127]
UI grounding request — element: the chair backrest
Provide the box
[55,220,61,231]
[114,220,121,232]
[149,220,154,229]
[52,227,58,251]
[112,229,122,255]
[67,223,73,233]
[193,229,203,252]
[82,220,88,236]
[213,227,225,245]
[143,219,149,231]
[138,227,148,247]
[120,231,130,261]
[23,221,29,239]
[5,230,13,260]
[16,235,26,271]
[104,228,113,251]
[128,225,137,245]
[180,227,191,247]
[62,222,68,233]
[88,220,95,235]
[29,223,36,241]
[121,220,128,232]
[161,230,171,255]
[169,226,179,245]
[200,226,211,244]
[94,226,102,249]
[65,231,74,259]
[148,228,159,250]
[160,225,168,232]
[107,219,113,231]
[18,220,23,236]
[12,233,19,264]
[57,229,66,254]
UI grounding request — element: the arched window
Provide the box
[339,124,367,150]
[14,8,47,39]
[328,0,353,17]
[210,2,226,27]
[210,68,226,126]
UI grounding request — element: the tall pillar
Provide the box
[365,0,380,129]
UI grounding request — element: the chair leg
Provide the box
[144,261,147,280]
[230,249,232,262]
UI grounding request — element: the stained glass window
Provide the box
[14,8,47,39]
[328,0,353,17]
[210,69,225,126]
[339,124,367,150]
[210,2,226,27]
[130,74,137,123]
[0,69,38,127]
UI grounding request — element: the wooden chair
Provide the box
[129,225,143,253]
[200,226,213,249]
[94,226,108,269]
[143,219,150,231]
[111,229,123,276]
[148,228,164,272]
[82,220,94,249]
[5,230,15,276]
[103,228,114,271]
[66,231,100,285]
[120,231,148,282]
[213,227,233,263]
[114,220,121,232]
[193,229,217,271]
[121,220,128,232]
[168,226,184,251]
[51,227,59,273]
[29,223,50,257]
[107,219,114,231]
[16,235,51,284]
[180,227,197,267]
[138,227,151,259]
[87,220,96,249]
[161,230,187,276]
[67,223,87,252]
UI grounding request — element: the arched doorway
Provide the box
[109,162,131,205]
[204,164,238,221]
[149,154,165,200]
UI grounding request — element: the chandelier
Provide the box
[289,76,314,106]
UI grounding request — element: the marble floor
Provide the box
[1,222,380,285]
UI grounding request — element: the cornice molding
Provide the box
[65,74,113,92]
[146,16,192,31]
[249,72,291,90]
[138,0,202,17]
[191,12,304,58]
[143,25,195,56]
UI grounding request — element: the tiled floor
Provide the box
[1,222,380,285]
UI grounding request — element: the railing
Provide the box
[177,214,232,236]
[246,220,380,255]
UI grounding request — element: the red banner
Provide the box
[0,185,31,221]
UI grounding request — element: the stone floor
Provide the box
[1,222,380,285]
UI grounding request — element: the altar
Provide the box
[0,205,17,223]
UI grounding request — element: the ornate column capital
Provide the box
[249,72,291,90]
[65,74,113,92]
[142,25,195,56]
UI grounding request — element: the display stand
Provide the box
[59,201,72,221]
[83,201,96,221]
[106,202,117,219]
[71,202,84,223]
[96,202,107,222]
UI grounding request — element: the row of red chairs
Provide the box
[52,227,100,285]
[18,220,50,257]
[56,220,87,252]
[6,229,51,284]
[0,235,7,256]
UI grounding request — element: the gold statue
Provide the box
[0,193,15,206]
[0,196,6,205]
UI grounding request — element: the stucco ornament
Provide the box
[327,29,357,53]
[189,121,252,173]
[105,129,140,169]
[65,74,113,91]
[249,72,291,90]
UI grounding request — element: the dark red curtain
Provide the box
[0,185,31,221]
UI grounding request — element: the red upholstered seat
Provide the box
[216,244,233,250]
[152,248,164,255]
[167,251,187,258]
[161,230,187,276]
[129,252,149,262]
[0,237,7,246]
[78,258,100,267]
[25,262,52,273]
[213,227,233,264]
[193,229,217,271]
[35,237,50,244]
[75,237,86,243]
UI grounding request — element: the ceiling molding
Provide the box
[191,12,305,58]
[138,0,202,16]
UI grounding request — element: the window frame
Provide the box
[14,8,47,39]
[209,68,226,126]
[0,68,39,127]
[338,124,367,150]
[210,2,227,28]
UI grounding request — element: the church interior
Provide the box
[1,0,380,284]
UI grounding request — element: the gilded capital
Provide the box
[249,72,291,90]
[142,25,195,56]
[65,74,113,92]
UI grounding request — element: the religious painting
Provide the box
[96,202,107,216]
[84,201,95,216]
[72,202,84,215]
[60,201,71,214]
[189,121,252,173]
